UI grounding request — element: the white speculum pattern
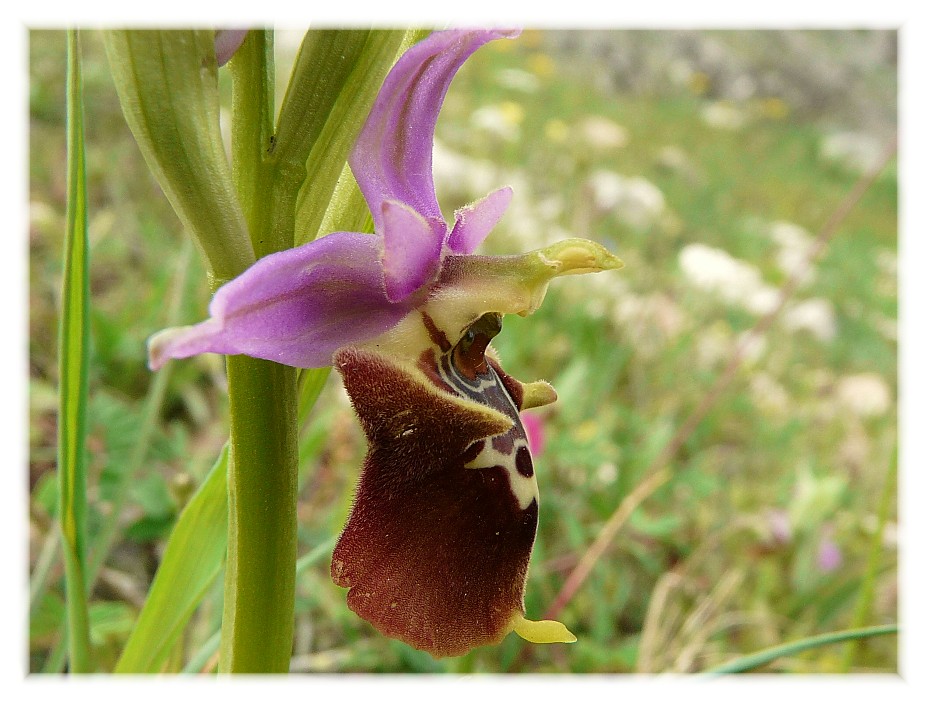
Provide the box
[437,347,539,512]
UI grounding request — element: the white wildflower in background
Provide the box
[470,101,524,141]
[820,131,883,173]
[432,140,569,252]
[750,372,790,416]
[577,115,629,150]
[587,170,666,230]
[594,462,618,487]
[431,139,499,199]
[835,373,892,418]
[667,58,694,88]
[782,298,837,342]
[873,315,898,342]
[736,331,767,365]
[695,322,767,370]
[694,321,733,370]
[678,243,778,314]
[769,220,816,286]
[876,249,898,277]
[656,145,703,186]
[700,101,746,130]
[495,67,541,93]
[612,292,687,357]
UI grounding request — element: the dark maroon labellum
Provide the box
[331,312,539,657]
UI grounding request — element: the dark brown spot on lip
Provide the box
[421,311,451,352]
[461,440,485,463]
[515,445,534,478]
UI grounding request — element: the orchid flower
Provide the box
[149,29,622,658]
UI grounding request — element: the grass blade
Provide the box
[181,536,337,675]
[703,624,898,674]
[58,28,93,673]
[114,445,229,673]
[840,440,898,670]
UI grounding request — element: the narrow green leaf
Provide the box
[59,28,93,674]
[103,30,254,284]
[703,624,898,674]
[293,29,427,244]
[115,446,229,673]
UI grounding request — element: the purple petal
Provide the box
[214,29,249,67]
[448,186,513,254]
[148,232,413,370]
[350,29,519,236]
[380,200,446,302]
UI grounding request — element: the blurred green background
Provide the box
[29,29,897,673]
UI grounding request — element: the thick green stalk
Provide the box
[59,29,93,674]
[221,357,298,673]
[220,30,299,674]
[228,30,277,258]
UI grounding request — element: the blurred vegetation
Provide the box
[29,29,897,673]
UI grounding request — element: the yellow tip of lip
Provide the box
[512,614,577,644]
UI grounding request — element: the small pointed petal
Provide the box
[511,615,577,645]
[350,29,519,235]
[521,380,558,410]
[448,186,513,254]
[148,232,412,370]
[381,200,446,302]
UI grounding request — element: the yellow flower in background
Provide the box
[544,118,569,143]
[759,96,790,120]
[689,70,710,96]
[527,52,556,79]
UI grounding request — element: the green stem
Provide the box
[220,31,300,673]
[220,357,299,673]
[703,624,898,674]
[229,30,278,259]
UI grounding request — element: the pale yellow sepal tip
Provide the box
[512,615,578,644]
[521,380,557,410]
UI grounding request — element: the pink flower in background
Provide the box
[521,411,547,457]
[817,527,843,573]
